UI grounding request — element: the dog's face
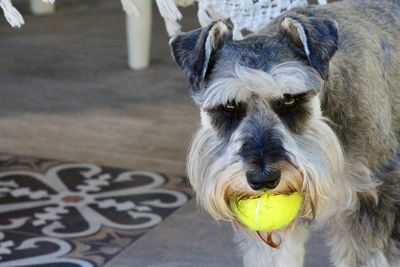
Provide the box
[171,15,344,221]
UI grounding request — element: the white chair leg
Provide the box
[126,1,152,70]
[30,0,55,15]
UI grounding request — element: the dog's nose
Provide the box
[246,168,281,191]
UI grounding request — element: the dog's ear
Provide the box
[170,21,232,92]
[280,16,339,80]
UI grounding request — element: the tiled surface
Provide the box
[0,154,192,267]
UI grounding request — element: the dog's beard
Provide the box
[187,127,243,220]
[187,116,345,223]
[291,118,345,219]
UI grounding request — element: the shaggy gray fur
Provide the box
[171,0,400,266]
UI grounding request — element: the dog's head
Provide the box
[170,15,344,222]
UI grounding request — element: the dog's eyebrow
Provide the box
[202,62,323,109]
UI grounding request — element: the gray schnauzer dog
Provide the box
[170,0,400,266]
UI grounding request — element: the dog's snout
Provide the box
[246,168,281,191]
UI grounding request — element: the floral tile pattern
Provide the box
[0,154,191,266]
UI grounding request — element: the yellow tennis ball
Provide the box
[230,192,302,232]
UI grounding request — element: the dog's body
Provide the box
[170,0,400,266]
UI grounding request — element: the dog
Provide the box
[170,0,400,266]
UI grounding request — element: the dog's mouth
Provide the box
[227,191,264,201]
[224,161,305,232]
[227,192,301,249]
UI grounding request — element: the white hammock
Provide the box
[157,0,327,39]
[1,0,326,39]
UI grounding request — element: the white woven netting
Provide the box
[1,0,326,39]
[157,0,327,39]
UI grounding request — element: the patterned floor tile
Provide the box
[0,154,192,267]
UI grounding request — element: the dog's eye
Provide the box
[282,94,297,108]
[222,101,239,113]
[207,101,247,135]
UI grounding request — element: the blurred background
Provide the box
[0,1,330,266]
[0,0,199,174]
